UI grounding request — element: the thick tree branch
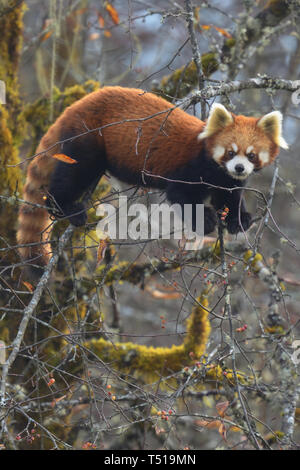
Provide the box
[157,0,296,98]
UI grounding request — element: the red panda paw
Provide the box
[204,206,217,235]
[226,212,252,234]
[63,202,87,227]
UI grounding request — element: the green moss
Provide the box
[0,2,27,251]
[82,290,252,387]
[224,38,236,48]
[265,430,285,444]
[0,3,26,195]
[22,80,100,153]
[201,52,219,76]
[84,293,211,382]
[156,52,219,100]
[264,325,286,335]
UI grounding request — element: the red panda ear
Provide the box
[257,111,289,149]
[198,103,233,140]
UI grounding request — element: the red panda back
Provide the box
[96,87,204,177]
[47,86,205,177]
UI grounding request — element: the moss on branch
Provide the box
[154,0,293,99]
[84,292,211,381]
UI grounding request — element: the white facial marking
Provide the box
[212,145,225,163]
[232,143,238,152]
[225,155,254,180]
[258,150,270,165]
[246,145,254,154]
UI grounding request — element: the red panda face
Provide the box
[218,144,257,180]
[208,137,278,181]
[198,104,288,181]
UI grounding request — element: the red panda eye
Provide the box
[228,150,236,158]
[248,152,256,161]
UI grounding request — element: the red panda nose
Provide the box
[235,164,245,174]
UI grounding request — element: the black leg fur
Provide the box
[166,183,217,235]
[47,134,106,226]
[211,188,252,234]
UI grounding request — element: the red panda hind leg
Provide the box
[47,134,106,226]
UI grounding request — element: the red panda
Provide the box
[17,86,288,270]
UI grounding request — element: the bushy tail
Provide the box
[17,148,56,272]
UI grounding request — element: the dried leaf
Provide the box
[41,30,53,42]
[23,281,34,292]
[97,239,109,266]
[195,419,209,427]
[98,14,105,28]
[214,26,232,38]
[216,401,229,418]
[229,425,242,433]
[106,3,119,25]
[200,24,231,39]
[218,422,227,441]
[146,286,181,299]
[195,419,221,429]
[52,154,78,164]
[51,395,67,408]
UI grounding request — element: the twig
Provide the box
[184,0,206,119]
[218,221,262,449]
[0,225,74,435]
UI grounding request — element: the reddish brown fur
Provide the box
[204,115,279,167]
[17,87,279,269]
[17,87,205,267]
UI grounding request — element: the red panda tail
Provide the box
[17,146,56,274]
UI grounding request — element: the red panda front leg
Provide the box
[166,184,217,235]
[211,188,252,234]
